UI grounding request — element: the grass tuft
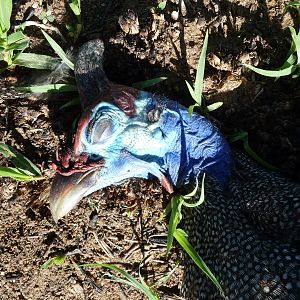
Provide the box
[229,130,278,171]
[0,143,43,180]
[41,254,67,269]
[244,26,300,78]
[41,29,74,70]
[186,31,223,115]
[65,263,161,300]
[165,174,225,296]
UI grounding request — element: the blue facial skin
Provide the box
[50,90,234,221]
[79,91,233,192]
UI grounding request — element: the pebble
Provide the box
[171,10,179,21]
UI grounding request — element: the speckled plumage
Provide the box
[182,151,300,299]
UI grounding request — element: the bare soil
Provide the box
[0,0,299,299]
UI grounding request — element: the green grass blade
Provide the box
[41,29,74,70]
[7,31,27,44]
[229,131,278,171]
[0,166,38,180]
[207,102,223,112]
[289,26,300,63]
[69,0,81,16]
[5,31,29,53]
[284,1,300,12]
[17,84,78,93]
[152,262,179,287]
[107,274,140,288]
[66,263,160,300]
[182,174,205,208]
[166,195,182,256]
[163,200,172,218]
[284,53,297,67]
[16,21,66,42]
[7,40,29,51]
[132,77,167,89]
[243,63,295,77]
[229,130,248,143]
[194,30,209,105]
[14,53,60,70]
[188,103,199,116]
[0,143,41,176]
[188,104,194,116]
[174,228,225,297]
[100,264,160,300]
[292,69,300,78]
[7,31,24,44]
[182,174,201,200]
[138,269,161,300]
[41,254,67,269]
[275,52,296,81]
[283,35,296,65]
[0,0,12,34]
[246,26,299,80]
[185,80,197,102]
[157,1,167,11]
[243,138,278,171]
[161,174,204,221]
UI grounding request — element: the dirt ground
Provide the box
[0,0,299,299]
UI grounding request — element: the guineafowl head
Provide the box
[49,40,233,222]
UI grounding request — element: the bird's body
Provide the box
[49,39,300,299]
[183,151,300,299]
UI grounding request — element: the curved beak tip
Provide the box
[48,174,80,222]
[48,170,98,222]
[50,204,62,223]
[49,193,68,223]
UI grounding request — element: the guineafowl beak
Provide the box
[49,152,174,222]
[49,169,100,223]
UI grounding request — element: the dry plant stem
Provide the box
[104,236,123,252]
[123,243,141,260]
[92,231,114,259]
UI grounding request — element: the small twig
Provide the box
[123,243,140,260]
[141,254,153,266]
[107,236,140,244]
[92,231,114,259]
[137,198,145,256]
[104,236,123,252]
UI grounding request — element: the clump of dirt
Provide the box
[0,0,299,299]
